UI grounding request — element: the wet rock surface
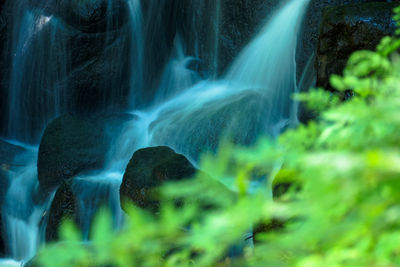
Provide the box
[312,1,398,90]
[38,113,132,193]
[316,2,397,90]
[0,140,26,204]
[120,146,196,213]
[45,179,77,242]
[150,90,278,161]
[0,1,131,141]
[299,0,400,86]
[28,0,129,33]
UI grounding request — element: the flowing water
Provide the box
[5,4,68,144]
[0,0,311,264]
[133,0,311,160]
[1,142,54,262]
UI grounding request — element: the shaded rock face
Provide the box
[45,179,77,242]
[120,146,196,212]
[66,25,131,114]
[37,113,132,193]
[313,1,398,90]
[298,0,400,86]
[0,0,131,142]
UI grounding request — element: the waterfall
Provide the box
[154,35,202,104]
[4,2,68,144]
[126,0,143,108]
[1,144,54,262]
[130,0,311,160]
[0,0,311,263]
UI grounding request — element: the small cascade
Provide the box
[154,35,202,104]
[225,0,311,129]
[126,0,144,108]
[72,174,124,240]
[66,115,147,239]
[126,0,311,160]
[2,145,54,262]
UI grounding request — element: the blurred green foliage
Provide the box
[35,7,400,267]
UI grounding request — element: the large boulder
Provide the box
[316,2,397,90]
[120,146,196,212]
[38,113,132,193]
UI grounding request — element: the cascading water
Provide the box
[126,0,143,108]
[4,2,68,144]
[131,0,311,160]
[0,0,137,264]
[0,1,67,264]
[154,35,202,104]
[0,0,311,264]
[1,142,54,263]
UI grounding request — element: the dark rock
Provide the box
[38,113,132,193]
[67,25,131,114]
[316,2,397,91]
[120,146,196,212]
[0,1,11,136]
[46,179,77,242]
[298,0,400,87]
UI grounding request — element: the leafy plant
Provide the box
[34,6,400,267]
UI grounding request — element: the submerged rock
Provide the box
[316,2,397,90]
[120,146,196,212]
